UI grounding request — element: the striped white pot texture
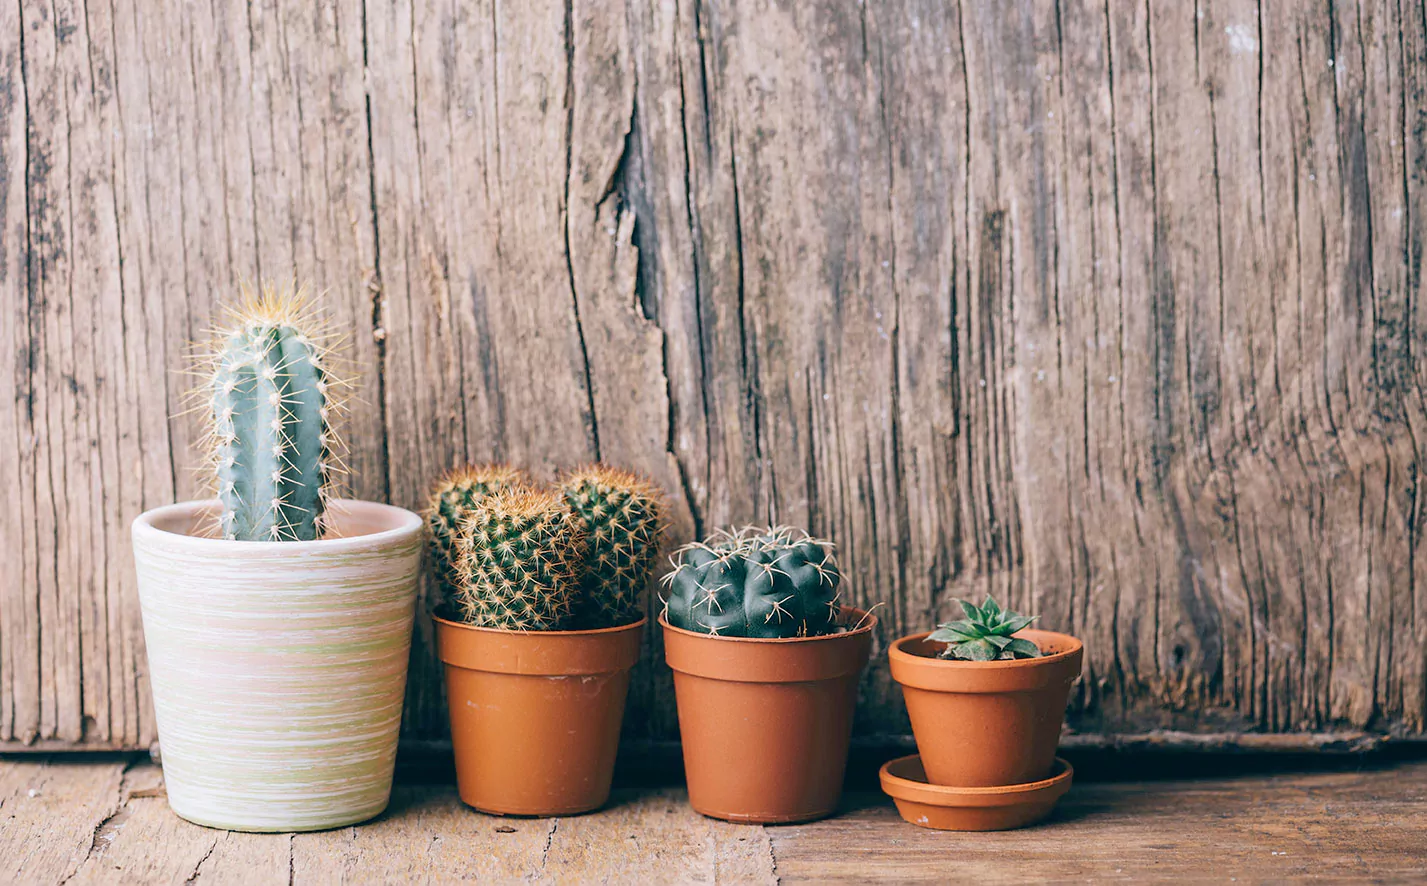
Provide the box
[132,499,423,832]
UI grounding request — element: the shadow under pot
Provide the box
[132,499,424,832]
[434,615,645,816]
[889,628,1083,788]
[661,608,876,824]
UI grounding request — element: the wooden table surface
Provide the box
[2,756,1424,883]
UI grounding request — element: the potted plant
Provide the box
[882,597,1083,830]
[130,286,424,832]
[430,465,661,815]
[659,527,876,824]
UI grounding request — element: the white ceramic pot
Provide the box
[132,499,423,832]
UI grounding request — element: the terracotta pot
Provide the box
[435,615,644,816]
[132,499,424,832]
[661,608,876,824]
[889,628,1082,787]
[880,754,1073,831]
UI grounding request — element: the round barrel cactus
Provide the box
[661,526,842,638]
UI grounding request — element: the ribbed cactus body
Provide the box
[209,300,333,542]
[426,465,530,605]
[560,466,663,629]
[661,526,842,638]
[453,490,582,630]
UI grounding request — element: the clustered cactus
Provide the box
[194,285,346,541]
[660,527,843,638]
[426,465,531,603]
[561,467,664,629]
[427,465,664,631]
[930,597,1042,661]
[453,489,583,630]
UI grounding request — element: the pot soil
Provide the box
[889,628,1083,788]
[661,608,876,824]
[880,754,1073,831]
[435,615,644,816]
[132,499,424,832]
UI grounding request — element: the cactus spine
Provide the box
[452,489,583,630]
[426,465,530,605]
[199,286,343,541]
[661,526,842,638]
[559,466,664,629]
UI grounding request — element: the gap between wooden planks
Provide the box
[2,756,1425,882]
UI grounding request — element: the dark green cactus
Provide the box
[559,465,664,629]
[203,288,339,541]
[452,489,583,630]
[660,526,842,638]
[426,465,530,606]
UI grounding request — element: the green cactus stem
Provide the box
[452,489,583,630]
[425,464,531,606]
[660,526,842,638]
[559,465,664,629]
[200,286,342,541]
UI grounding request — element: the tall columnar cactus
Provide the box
[452,489,583,630]
[559,466,664,629]
[660,526,842,638]
[426,465,530,605]
[197,286,344,541]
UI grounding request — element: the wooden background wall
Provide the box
[4,0,1426,751]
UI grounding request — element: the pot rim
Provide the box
[660,607,876,683]
[132,498,423,552]
[889,628,1083,693]
[431,612,649,638]
[880,754,1074,804]
[433,613,646,674]
[889,628,1083,668]
[656,607,878,644]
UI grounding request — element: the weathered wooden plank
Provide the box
[0,757,128,883]
[292,785,552,881]
[61,763,240,885]
[1042,0,1121,722]
[364,0,616,739]
[5,759,1426,882]
[541,788,776,883]
[16,0,85,746]
[0,0,32,745]
[771,761,1427,882]
[563,0,691,737]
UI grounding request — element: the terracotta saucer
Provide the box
[879,754,1073,831]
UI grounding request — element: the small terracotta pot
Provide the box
[880,754,1073,831]
[889,628,1082,787]
[661,608,876,824]
[435,615,644,816]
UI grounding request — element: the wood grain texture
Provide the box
[3,757,1424,882]
[771,760,1427,882]
[3,0,1426,749]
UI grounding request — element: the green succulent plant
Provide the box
[930,597,1042,661]
[559,465,664,629]
[660,526,842,638]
